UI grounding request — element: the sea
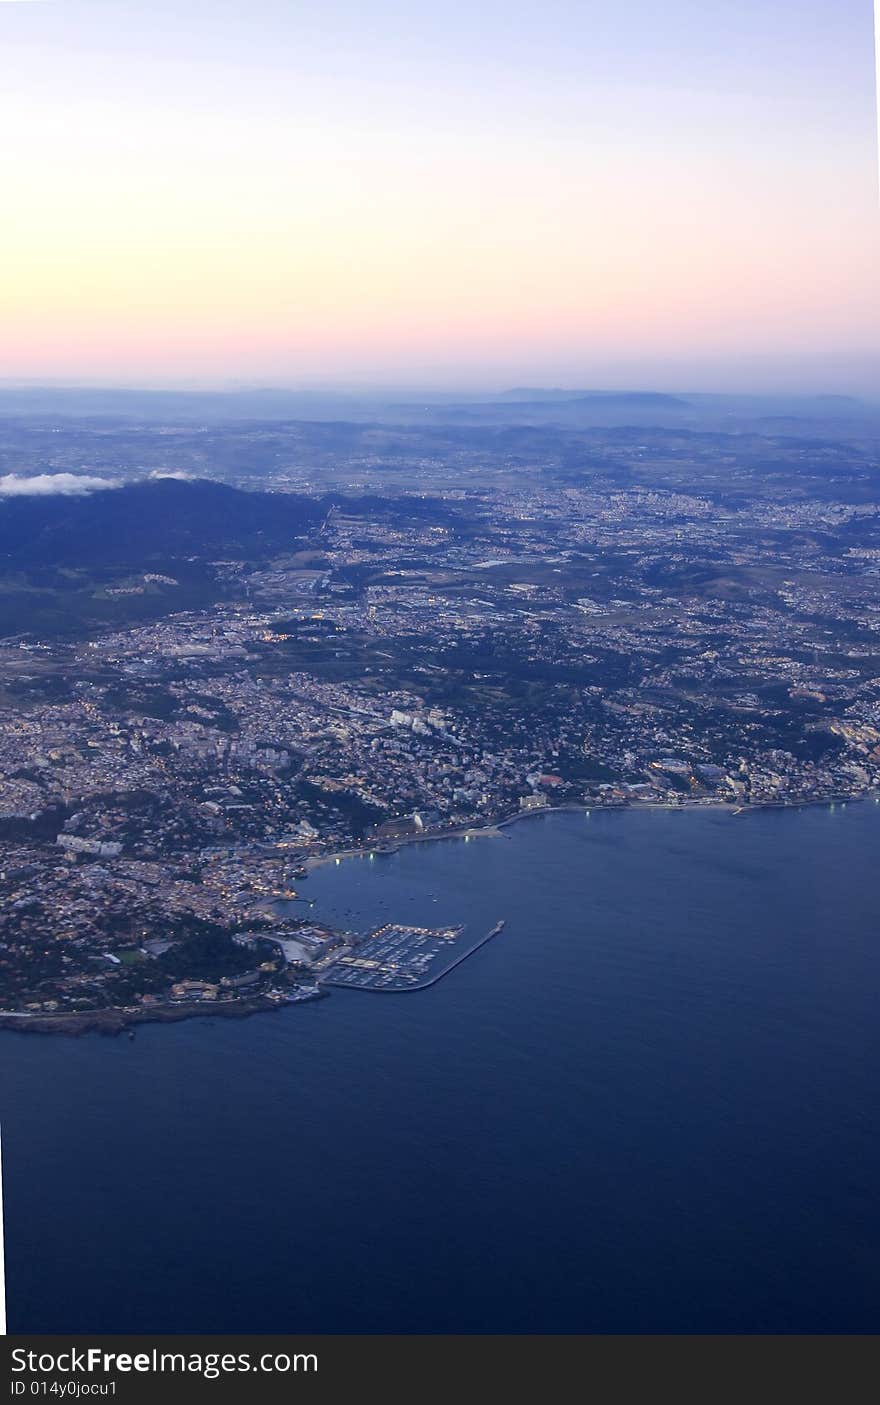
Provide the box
[2,802,879,1333]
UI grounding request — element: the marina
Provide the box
[322,920,505,992]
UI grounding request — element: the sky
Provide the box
[1,0,879,394]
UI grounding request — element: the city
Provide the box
[1,408,878,1028]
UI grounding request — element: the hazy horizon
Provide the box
[1,376,879,403]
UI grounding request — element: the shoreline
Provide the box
[297,788,878,872]
[0,992,288,1038]
[297,800,734,873]
[3,789,876,1036]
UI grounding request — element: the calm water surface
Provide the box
[2,805,878,1332]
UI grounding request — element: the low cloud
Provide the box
[0,473,120,497]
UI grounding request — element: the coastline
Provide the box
[300,788,877,873]
[0,992,288,1038]
[3,789,876,1036]
[298,798,736,874]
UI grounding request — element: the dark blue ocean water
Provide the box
[2,804,879,1333]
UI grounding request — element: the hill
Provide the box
[0,477,325,570]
